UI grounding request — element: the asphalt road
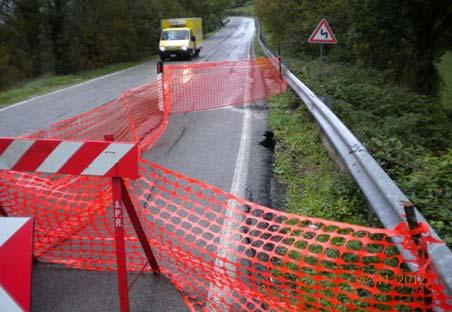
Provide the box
[1,17,274,311]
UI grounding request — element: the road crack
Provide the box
[166,127,186,156]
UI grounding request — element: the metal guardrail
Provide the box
[255,20,452,295]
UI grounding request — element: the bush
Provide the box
[205,13,220,32]
[401,151,452,245]
[285,55,452,246]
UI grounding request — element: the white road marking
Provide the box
[207,17,255,309]
[0,62,154,113]
[230,17,253,198]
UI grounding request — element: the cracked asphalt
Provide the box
[0,17,274,311]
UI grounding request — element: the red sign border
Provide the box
[308,18,337,44]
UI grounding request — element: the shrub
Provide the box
[284,55,451,245]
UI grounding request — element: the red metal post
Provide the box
[105,134,129,312]
[120,180,160,273]
[112,176,130,312]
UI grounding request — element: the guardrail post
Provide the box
[404,201,421,244]
[403,201,433,310]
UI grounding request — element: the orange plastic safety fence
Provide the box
[1,160,450,311]
[165,58,286,113]
[0,171,109,258]
[1,57,450,311]
[22,57,285,152]
[24,80,169,153]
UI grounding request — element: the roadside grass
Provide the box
[226,4,254,17]
[0,58,154,108]
[268,91,367,225]
[255,18,367,226]
[438,51,452,110]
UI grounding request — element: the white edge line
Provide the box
[230,18,253,197]
[0,61,154,113]
[206,17,254,308]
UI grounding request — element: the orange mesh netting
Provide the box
[24,80,169,153]
[1,57,451,311]
[1,160,450,311]
[165,58,285,113]
[23,57,285,150]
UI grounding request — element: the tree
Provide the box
[0,0,234,89]
[256,0,452,96]
[350,0,452,95]
[46,0,71,74]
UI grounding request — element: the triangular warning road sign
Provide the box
[308,18,337,44]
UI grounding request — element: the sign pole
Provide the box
[308,18,337,81]
[278,41,282,79]
[319,44,324,80]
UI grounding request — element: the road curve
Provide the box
[2,17,274,312]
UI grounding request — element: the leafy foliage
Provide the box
[285,55,452,245]
[256,0,452,96]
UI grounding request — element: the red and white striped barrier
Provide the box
[0,136,154,312]
[0,217,33,312]
[0,137,138,179]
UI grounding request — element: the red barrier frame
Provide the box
[110,176,160,312]
[105,134,160,312]
[0,135,160,312]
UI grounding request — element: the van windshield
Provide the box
[161,30,190,40]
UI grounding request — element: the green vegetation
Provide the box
[270,53,452,245]
[438,52,452,109]
[0,0,238,91]
[0,60,148,107]
[255,0,452,96]
[257,2,452,245]
[268,91,367,225]
[296,56,451,243]
[226,4,254,16]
